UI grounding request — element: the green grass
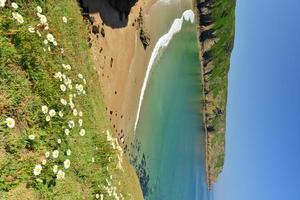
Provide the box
[0,0,142,199]
[198,0,236,184]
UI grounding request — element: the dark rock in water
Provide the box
[92,25,99,34]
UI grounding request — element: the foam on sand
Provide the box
[134,10,195,131]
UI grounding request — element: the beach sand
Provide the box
[84,0,156,151]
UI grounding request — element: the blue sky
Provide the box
[213,0,300,199]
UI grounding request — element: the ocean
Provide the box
[130,8,212,200]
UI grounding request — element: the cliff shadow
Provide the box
[81,0,137,28]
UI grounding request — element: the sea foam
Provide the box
[134,10,195,131]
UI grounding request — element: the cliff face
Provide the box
[195,0,236,188]
[109,0,138,20]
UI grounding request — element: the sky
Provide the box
[213,0,300,200]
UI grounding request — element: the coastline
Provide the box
[193,1,212,190]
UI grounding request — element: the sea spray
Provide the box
[134,10,195,131]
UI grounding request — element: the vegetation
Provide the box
[197,0,236,186]
[0,0,142,199]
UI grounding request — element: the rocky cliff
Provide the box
[195,0,236,189]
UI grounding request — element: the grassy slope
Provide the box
[196,0,236,185]
[0,0,142,199]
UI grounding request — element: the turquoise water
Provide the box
[131,21,211,200]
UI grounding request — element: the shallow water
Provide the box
[131,18,212,200]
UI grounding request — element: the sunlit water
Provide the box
[130,18,212,200]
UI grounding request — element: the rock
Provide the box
[92,25,99,34]
[101,27,105,37]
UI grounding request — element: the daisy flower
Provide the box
[42,159,47,165]
[52,150,59,158]
[78,111,83,117]
[96,194,100,199]
[53,165,58,174]
[28,134,35,140]
[5,117,15,128]
[11,2,18,9]
[12,12,24,24]
[60,98,67,105]
[36,6,42,13]
[53,41,58,46]
[28,26,35,33]
[45,151,50,158]
[46,115,51,122]
[33,164,42,176]
[64,128,70,136]
[62,16,68,23]
[78,119,83,127]
[79,129,85,136]
[58,111,64,118]
[43,39,48,45]
[41,105,48,114]
[49,109,56,117]
[57,139,62,144]
[46,33,55,43]
[63,159,70,169]
[0,0,6,8]
[37,13,47,24]
[60,84,66,92]
[91,157,95,163]
[66,149,71,156]
[56,170,65,180]
[73,109,78,116]
[68,120,75,129]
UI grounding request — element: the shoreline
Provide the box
[192,0,212,190]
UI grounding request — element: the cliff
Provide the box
[194,0,236,189]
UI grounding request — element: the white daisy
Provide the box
[33,164,42,176]
[28,26,35,33]
[53,41,58,46]
[91,157,95,163]
[58,110,64,118]
[78,111,83,117]
[62,16,68,23]
[66,149,71,156]
[73,109,78,116]
[12,12,24,24]
[42,159,47,165]
[28,134,35,140]
[60,84,66,92]
[68,84,73,90]
[49,109,56,117]
[78,119,83,127]
[63,159,70,169]
[64,128,70,136]
[61,48,64,54]
[56,170,65,180]
[36,6,42,13]
[96,194,100,199]
[46,115,51,122]
[57,139,62,144]
[41,105,48,114]
[52,150,59,158]
[78,73,83,79]
[45,151,50,158]
[11,2,18,9]
[60,98,67,105]
[68,120,75,129]
[43,39,48,45]
[5,117,15,128]
[38,14,47,24]
[53,165,58,174]
[79,129,85,136]
[46,33,55,43]
[0,0,6,8]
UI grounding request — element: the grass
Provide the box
[197,0,236,184]
[0,0,142,199]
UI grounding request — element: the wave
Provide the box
[134,9,195,131]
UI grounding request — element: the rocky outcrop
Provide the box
[195,0,236,189]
